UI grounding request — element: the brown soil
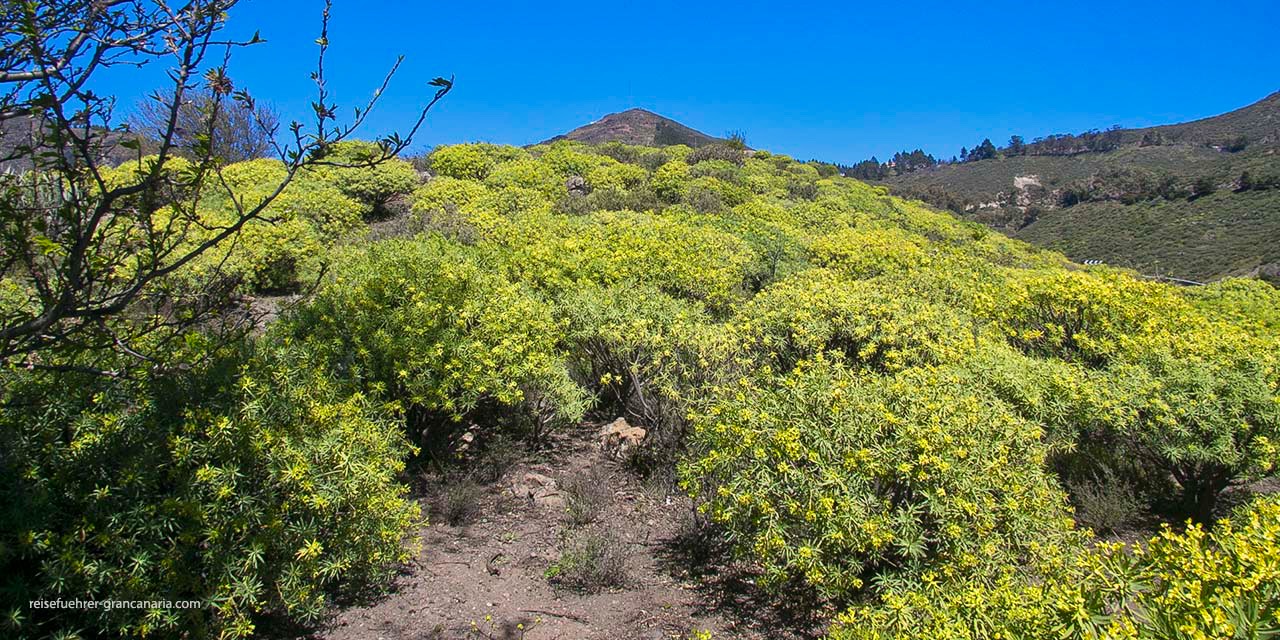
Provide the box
[541,108,721,148]
[302,424,828,640]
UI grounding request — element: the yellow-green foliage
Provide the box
[427,142,527,180]
[735,269,975,372]
[412,175,492,213]
[500,210,755,309]
[586,161,648,192]
[686,175,752,210]
[0,344,417,639]
[557,284,730,456]
[682,356,1080,598]
[652,160,691,201]
[1184,277,1280,336]
[282,236,586,427]
[12,135,1279,640]
[963,266,1280,520]
[485,157,565,198]
[829,495,1280,640]
[97,154,194,189]
[214,158,367,236]
[534,141,612,177]
[175,157,372,292]
[665,204,808,291]
[810,225,932,278]
[980,269,1183,365]
[315,140,419,208]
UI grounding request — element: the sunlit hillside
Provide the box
[7,131,1278,638]
[878,91,1280,282]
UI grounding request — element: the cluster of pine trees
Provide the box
[838,149,939,180]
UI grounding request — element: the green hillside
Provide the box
[1123,90,1280,145]
[879,91,1280,281]
[7,133,1280,639]
[6,3,1280,638]
[1019,188,1280,281]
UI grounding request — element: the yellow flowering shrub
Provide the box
[0,343,418,639]
[557,284,732,461]
[828,495,1280,640]
[500,210,755,309]
[162,157,368,293]
[1184,277,1280,336]
[214,158,368,235]
[181,213,327,292]
[663,205,808,291]
[412,175,493,213]
[281,236,587,435]
[662,144,694,161]
[428,142,527,180]
[97,154,195,192]
[485,157,566,199]
[735,269,975,373]
[586,161,649,192]
[16,135,1277,640]
[311,140,419,211]
[980,269,1183,366]
[652,160,692,202]
[682,356,1081,599]
[685,175,752,209]
[810,225,933,278]
[533,141,613,177]
[1098,341,1280,521]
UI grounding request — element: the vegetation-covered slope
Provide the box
[4,136,1279,639]
[1019,188,1280,280]
[877,91,1280,282]
[1126,90,1280,146]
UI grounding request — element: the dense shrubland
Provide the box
[3,133,1278,639]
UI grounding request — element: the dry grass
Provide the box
[545,530,628,593]
[562,466,612,527]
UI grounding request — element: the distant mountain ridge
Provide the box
[542,108,724,148]
[1117,91,1280,148]
[1,114,144,172]
[877,90,1280,283]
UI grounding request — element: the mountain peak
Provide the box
[541,108,722,148]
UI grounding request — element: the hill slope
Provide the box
[1124,90,1280,146]
[542,108,724,148]
[879,91,1280,282]
[1,114,139,172]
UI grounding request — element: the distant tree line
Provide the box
[837,149,940,180]
[837,126,1132,180]
[955,128,1124,164]
[837,120,1257,183]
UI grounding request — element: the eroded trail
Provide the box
[311,424,824,640]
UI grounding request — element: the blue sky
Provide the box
[97,0,1280,164]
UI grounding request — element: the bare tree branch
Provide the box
[0,0,453,369]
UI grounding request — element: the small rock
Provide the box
[524,472,557,489]
[565,175,589,195]
[598,417,647,459]
[536,494,565,509]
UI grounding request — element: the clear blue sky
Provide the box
[97,0,1280,164]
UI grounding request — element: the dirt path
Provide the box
[307,424,826,640]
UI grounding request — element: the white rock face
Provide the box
[1012,175,1044,207]
[1013,175,1042,190]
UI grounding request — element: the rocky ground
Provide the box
[302,422,828,640]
